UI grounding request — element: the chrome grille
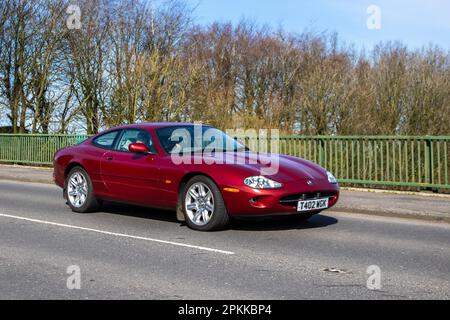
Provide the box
[279,192,337,205]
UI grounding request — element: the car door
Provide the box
[100,129,164,206]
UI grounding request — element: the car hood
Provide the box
[199,151,328,183]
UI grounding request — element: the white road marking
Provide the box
[0,213,235,255]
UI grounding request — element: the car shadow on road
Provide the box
[229,214,338,231]
[100,201,178,223]
[99,201,338,232]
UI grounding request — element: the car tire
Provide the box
[65,167,100,213]
[182,176,229,231]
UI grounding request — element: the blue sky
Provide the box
[184,0,450,50]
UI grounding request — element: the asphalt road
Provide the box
[0,179,449,300]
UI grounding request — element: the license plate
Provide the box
[297,198,329,212]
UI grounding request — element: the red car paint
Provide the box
[53,123,339,216]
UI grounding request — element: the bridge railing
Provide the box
[237,135,450,190]
[0,134,89,166]
[0,134,449,190]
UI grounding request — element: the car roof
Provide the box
[91,123,215,139]
[113,123,212,130]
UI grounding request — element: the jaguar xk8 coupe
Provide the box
[53,123,339,231]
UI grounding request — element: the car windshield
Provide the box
[156,126,247,154]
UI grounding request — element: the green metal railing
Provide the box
[0,134,449,190]
[0,134,89,165]
[240,135,450,190]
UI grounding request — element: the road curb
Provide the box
[0,164,54,185]
[0,176,54,185]
[341,187,450,199]
[331,208,450,224]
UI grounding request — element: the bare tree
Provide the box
[0,0,35,133]
[65,0,111,134]
[27,0,69,133]
[0,0,449,136]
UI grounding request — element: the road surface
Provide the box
[0,179,449,299]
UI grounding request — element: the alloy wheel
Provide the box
[67,172,88,208]
[184,182,215,226]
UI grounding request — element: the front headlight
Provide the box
[244,176,283,189]
[327,171,338,184]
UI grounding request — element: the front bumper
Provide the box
[221,179,339,216]
[53,165,65,188]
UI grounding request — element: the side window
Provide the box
[92,131,119,149]
[115,129,156,153]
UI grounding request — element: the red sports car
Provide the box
[53,123,339,231]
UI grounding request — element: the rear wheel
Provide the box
[182,176,229,231]
[65,167,100,213]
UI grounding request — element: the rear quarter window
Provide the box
[92,131,119,149]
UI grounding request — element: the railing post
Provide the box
[319,138,325,168]
[425,138,433,187]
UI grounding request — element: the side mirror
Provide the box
[129,143,152,154]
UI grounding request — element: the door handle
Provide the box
[105,156,113,161]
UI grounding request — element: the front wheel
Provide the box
[65,167,100,213]
[182,176,229,231]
